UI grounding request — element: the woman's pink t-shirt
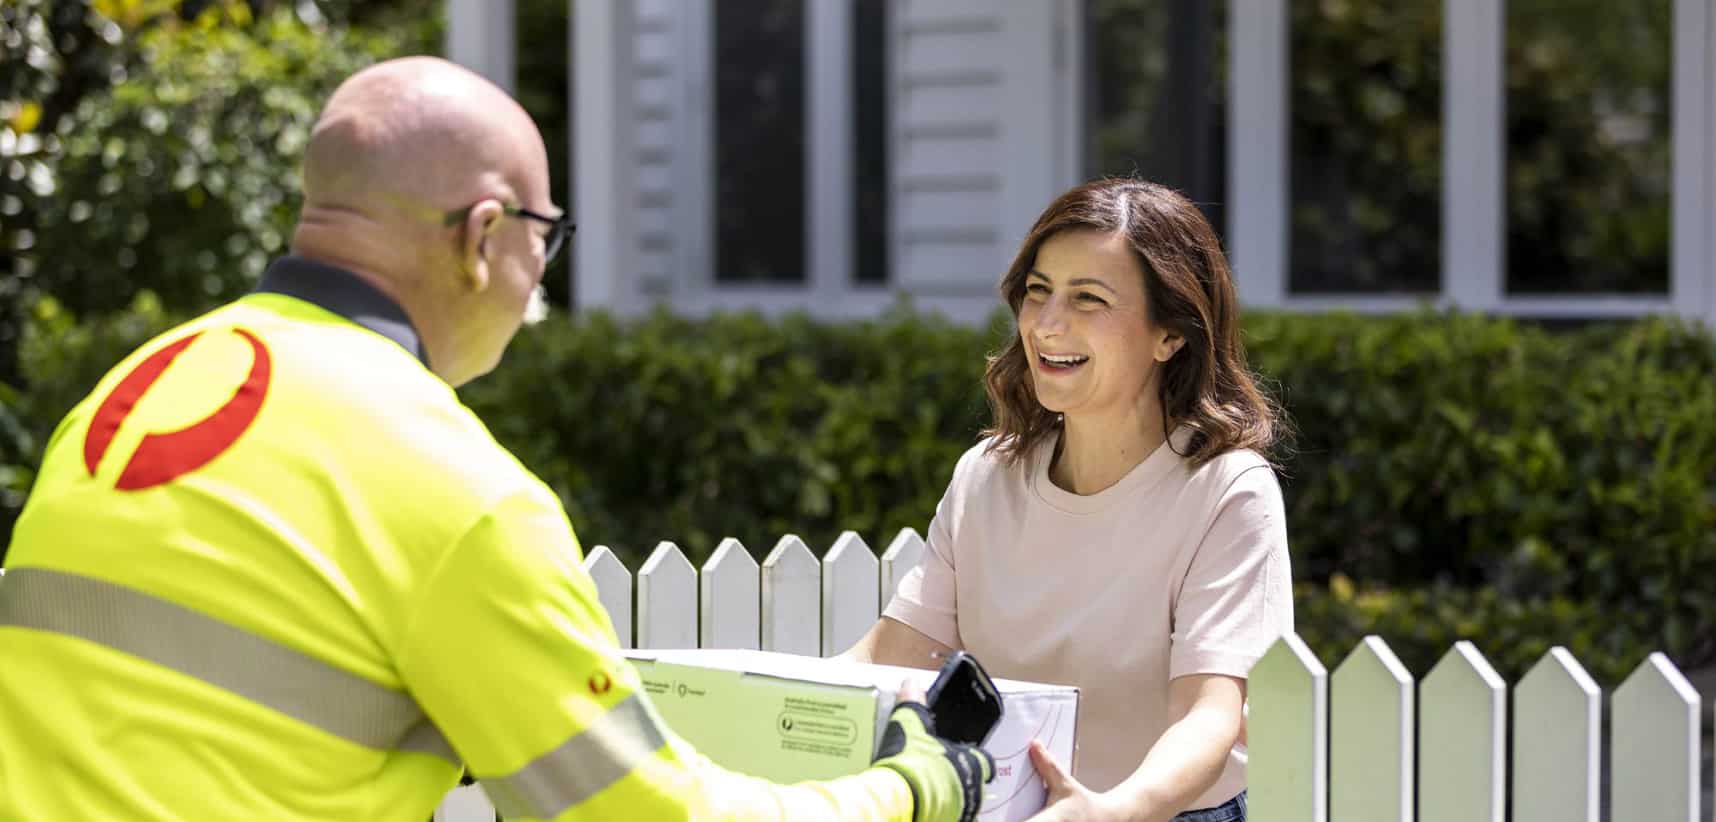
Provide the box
[884,430,1293,809]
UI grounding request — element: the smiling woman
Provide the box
[842,179,1290,822]
[986,179,1278,474]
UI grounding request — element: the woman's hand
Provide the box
[1029,674,1245,822]
[1023,741,1144,822]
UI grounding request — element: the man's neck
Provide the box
[255,254,431,366]
[286,227,446,374]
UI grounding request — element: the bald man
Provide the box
[0,57,990,822]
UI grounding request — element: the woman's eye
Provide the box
[1026,283,1050,295]
[1076,293,1107,306]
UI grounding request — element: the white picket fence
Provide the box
[1249,633,1710,822]
[0,537,1704,821]
[434,529,929,820]
[430,526,1714,822]
[582,529,928,655]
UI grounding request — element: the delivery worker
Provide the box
[0,56,991,822]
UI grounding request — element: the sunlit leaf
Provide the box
[10,102,43,135]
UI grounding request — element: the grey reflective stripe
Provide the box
[484,693,670,819]
[0,567,454,762]
[399,718,458,761]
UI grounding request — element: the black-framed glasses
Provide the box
[445,203,576,266]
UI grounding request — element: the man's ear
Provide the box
[459,199,506,292]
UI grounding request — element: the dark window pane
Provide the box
[854,0,889,284]
[716,0,806,283]
[1289,0,1442,294]
[1505,0,1671,294]
[1084,0,1227,237]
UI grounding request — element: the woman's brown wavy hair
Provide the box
[982,178,1281,467]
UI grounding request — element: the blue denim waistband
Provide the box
[1170,790,1246,822]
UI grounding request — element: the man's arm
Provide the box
[397,488,986,822]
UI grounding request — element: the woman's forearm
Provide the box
[1110,697,1242,821]
[839,616,953,669]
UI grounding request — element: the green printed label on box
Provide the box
[634,659,881,783]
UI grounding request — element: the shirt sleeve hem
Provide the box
[1169,646,1265,681]
[881,599,961,650]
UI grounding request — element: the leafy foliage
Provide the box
[2,0,1708,686]
[1087,0,1674,296]
[1,0,437,386]
[1,291,182,540]
[26,8,407,318]
[1288,0,1443,293]
[1294,576,1656,685]
[7,303,1711,681]
[457,306,1004,563]
[1505,0,1673,294]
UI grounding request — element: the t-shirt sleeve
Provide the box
[879,452,973,650]
[1168,463,1294,681]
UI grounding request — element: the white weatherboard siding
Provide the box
[489,0,1714,326]
[892,0,1081,299]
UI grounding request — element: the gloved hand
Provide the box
[871,698,995,822]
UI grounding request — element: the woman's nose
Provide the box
[1033,297,1069,336]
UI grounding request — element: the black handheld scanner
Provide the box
[924,650,1004,746]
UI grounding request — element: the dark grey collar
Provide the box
[255,255,429,366]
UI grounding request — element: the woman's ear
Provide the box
[459,199,506,292]
[1156,331,1186,363]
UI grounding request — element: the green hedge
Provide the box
[1294,578,1660,684]
[1247,313,1716,681]
[4,300,1713,682]
[458,307,1003,565]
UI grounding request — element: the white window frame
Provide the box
[463,0,1084,322]
[567,0,861,316]
[658,0,892,315]
[571,0,635,314]
[1228,0,1716,329]
[570,0,1081,322]
[445,0,516,96]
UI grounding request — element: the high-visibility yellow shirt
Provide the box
[0,256,914,821]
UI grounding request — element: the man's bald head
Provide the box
[289,57,558,388]
[300,56,549,225]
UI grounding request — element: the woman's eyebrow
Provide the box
[1028,270,1116,291]
[1068,276,1118,294]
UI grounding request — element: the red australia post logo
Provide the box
[83,327,272,491]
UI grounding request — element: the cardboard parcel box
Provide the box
[626,648,1078,822]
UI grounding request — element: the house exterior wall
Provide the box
[446,0,1716,331]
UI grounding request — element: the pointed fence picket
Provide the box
[699,538,759,650]
[1610,653,1702,822]
[1329,637,1414,822]
[1513,648,1602,822]
[580,546,631,649]
[879,528,925,613]
[760,535,821,656]
[1249,632,1328,822]
[1417,641,1506,822]
[822,531,880,657]
[636,541,696,650]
